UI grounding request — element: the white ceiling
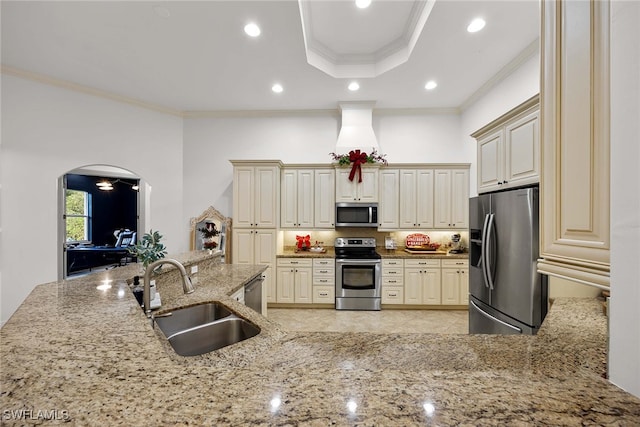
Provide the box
[1,0,540,113]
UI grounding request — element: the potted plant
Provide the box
[128,229,167,271]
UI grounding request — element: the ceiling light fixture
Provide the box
[152,5,170,19]
[272,83,283,93]
[355,0,372,9]
[467,18,486,33]
[96,178,139,191]
[424,80,438,90]
[348,82,360,91]
[244,22,261,37]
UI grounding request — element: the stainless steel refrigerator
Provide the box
[468,186,548,335]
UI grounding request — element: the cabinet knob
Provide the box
[504,180,508,184]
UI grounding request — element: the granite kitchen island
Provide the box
[1,252,639,425]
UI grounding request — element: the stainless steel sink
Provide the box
[153,302,233,337]
[152,302,260,356]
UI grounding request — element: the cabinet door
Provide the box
[280,170,298,228]
[433,170,452,228]
[314,169,335,228]
[294,268,313,303]
[276,267,295,303]
[254,166,278,228]
[358,168,379,202]
[441,268,461,305]
[264,267,276,304]
[379,169,399,229]
[478,129,504,193]
[399,169,417,228]
[450,169,469,228]
[404,268,422,304]
[335,169,357,202]
[233,167,255,228]
[422,268,441,304]
[232,229,254,265]
[505,110,540,188]
[459,268,469,305]
[415,169,434,228]
[297,170,315,228]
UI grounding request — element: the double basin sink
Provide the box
[152,302,260,356]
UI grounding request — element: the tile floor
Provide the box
[267,308,469,334]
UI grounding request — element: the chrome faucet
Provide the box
[143,258,194,317]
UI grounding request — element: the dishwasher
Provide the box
[244,275,263,314]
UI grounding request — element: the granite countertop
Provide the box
[278,247,468,259]
[2,252,640,425]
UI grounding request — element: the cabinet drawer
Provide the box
[277,258,313,267]
[313,276,335,286]
[382,259,404,267]
[382,267,403,276]
[383,277,403,286]
[404,259,441,268]
[313,258,334,267]
[441,259,469,268]
[313,267,334,276]
[382,287,404,304]
[313,286,335,303]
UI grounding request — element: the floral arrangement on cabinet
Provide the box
[198,222,220,251]
[330,148,388,182]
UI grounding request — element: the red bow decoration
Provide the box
[348,150,368,182]
[296,235,311,250]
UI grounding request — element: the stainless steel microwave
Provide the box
[335,203,378,228]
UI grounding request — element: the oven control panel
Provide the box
[335,237,376,248]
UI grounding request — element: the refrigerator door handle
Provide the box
[485,213,496,290]
[480,213,491,289]
[470,300,522,333]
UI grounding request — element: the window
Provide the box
[65,189,91,242]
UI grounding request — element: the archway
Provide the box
[57,165,150,279]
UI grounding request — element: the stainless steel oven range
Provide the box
[335,237,382,310]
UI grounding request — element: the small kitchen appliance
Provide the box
[449,233,464,253]
[335,237,382,310]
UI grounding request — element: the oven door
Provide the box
[335,259,382,298]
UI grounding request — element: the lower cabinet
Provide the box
[404,259,441,305]
[276,258,312,303]
[312,258,335,303]
[382,259,404,304]
[441,259,469,305]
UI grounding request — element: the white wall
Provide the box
[460,53,541,197]
[0,75,185,324]
[609,0,640,398]
[182,111,467,234]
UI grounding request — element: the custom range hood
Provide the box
[336,101,379,152]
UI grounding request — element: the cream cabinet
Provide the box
[276,258,313,303]
[312,258,335,303]
[231,161,280,229]
[314,168,335,228]
[335,166,379,202]
[378,169,399,230]
[537,0,610,288]
[382,259,404,304]
[434,169,469,229]
[473,96,540,194]
[281,168,314,228]
[404,259,441,305]
[399,168,434,229]
[441,259,469,305]
[232,229,276,302]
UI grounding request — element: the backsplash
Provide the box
[281,229,469,252]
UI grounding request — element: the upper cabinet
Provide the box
[335,166,379,203]
[231,161,281,228]
[281,168,314,229]
[472,95,540,194]
[314,168,335,228]
[399,168,435,229]
[537,0,610,288]
[434,168,469,229]
[378,169,400,230]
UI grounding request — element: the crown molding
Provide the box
[1,65,183,117]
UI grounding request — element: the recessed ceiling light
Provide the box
[153,5,170,19]
[356,0,372,9]
[244,22,261,37]
[467,18,486,33]
[348,82,360,91]
[272,83,283,93]
[424,80,438,90]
